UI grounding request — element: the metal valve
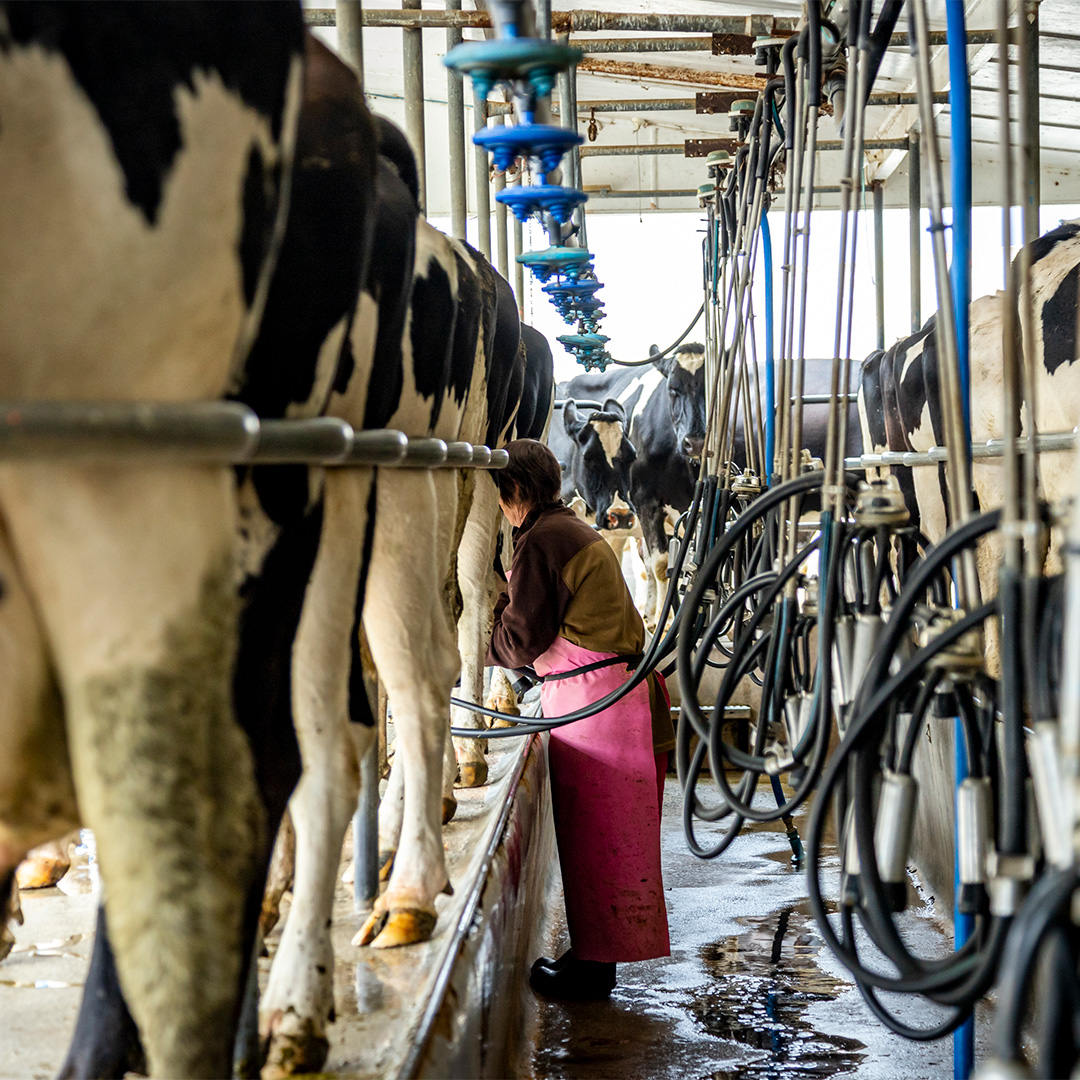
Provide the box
[854,475,911,528]
[875,770,918,912]
[731,469,762,497]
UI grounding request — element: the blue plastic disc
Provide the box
[444,39,582,100]
[473,123,583,174]
[496,184,587,225]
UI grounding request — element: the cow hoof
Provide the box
[492,717,517,729]
[442,796,457,824]
[456,760,488,788]
[378,849,395,881]
[16,851,70,890]
[354,909,386,947]
[261,1016,330,1079]
[370,908,437,949]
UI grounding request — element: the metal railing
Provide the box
[0,402,508,469]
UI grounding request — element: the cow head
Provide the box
[650,342,707,458]
[563,399,637,530]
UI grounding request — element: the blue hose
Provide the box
[948,1,972,445]
[947,8,974,1078]
[761,213,775,485]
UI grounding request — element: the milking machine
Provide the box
[446,0,613,370]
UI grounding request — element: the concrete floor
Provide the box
[515,776,993,1080]
[1,762,993,1080]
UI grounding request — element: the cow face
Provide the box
[563,400,637,530]
[650,343,707,458]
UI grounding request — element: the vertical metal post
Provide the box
[1023,0,1040,243]
[336,0,365,86]
[446,0,467,239]
[536,0,552,39]
[513,212,525,315]
[403,0,427,215]
[494,118,510,279]
[568,60,587,248]
[908,128,921,333]
[873,180,885,351]
[473,86,492,258]
[352,744,381,913]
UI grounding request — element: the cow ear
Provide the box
[651,348,673,376]
[602,398,626,425]
[563,400,587,440]
[649,344,660,356]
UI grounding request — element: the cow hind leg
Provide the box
[0,466,260,1079]
[451,478,503,788]
[260,470,375,1077]
[358,472,458,949]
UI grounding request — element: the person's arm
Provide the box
[487,534,566,668]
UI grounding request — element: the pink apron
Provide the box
[534,636,670,963]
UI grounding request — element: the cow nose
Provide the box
[682,436,705,458]
[607,509,636,530]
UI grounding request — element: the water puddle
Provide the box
[689,901,865,1078]
[11,931,91,961]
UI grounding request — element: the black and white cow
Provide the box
[548,392,637,532]
[859,219,1080,605]
[0,5,312,1078]
[564,344,861,626]
[253,112,551,1071]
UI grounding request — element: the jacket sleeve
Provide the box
[487,533,566,668]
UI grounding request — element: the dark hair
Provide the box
[496,439,563,511]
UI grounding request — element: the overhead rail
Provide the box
[305,9,800,33]
[552,90,951,114]
[580,137,910,157]
[0,402,509,469]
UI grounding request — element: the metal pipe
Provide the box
[309,9,801,33]
[403,0,427,215]
[844,430,1078,471]
[577,57,768,89]
[336,0,365,84]
[513,211,524,313]
[587,187,697,198]
[494,127,510,280]
[353,743,380,912]
[473,85,491,258]
[873,181,885,351]
[909,128,921,333]
[1022,0,1040,244]
[0,403,515,468]
[569,36,713,53]
[580,137,910,157]
[536,0,551,39]
[446,0,467,239]
[567,58,587,247]
[553,91,951,115]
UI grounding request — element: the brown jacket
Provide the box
[488,503,675,754]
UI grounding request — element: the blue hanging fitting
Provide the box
[444,39,582,102]
[484,0,526,39]
[473,123,583,175]
[517,246,593,283]
[542,279,603,301]
[497,183,587,224]
[558,332,609,350]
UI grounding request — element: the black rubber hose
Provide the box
[783,30,799,151]
[992,867,1080,1061]
[863,1,905,108]
[998,564,1028,856]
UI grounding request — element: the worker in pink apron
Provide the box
[487,439,674,1000]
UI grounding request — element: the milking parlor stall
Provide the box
[8,1,1080,1078]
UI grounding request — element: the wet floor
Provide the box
[517,775,993,1080]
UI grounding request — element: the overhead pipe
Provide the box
[336,1,365,83]
[909,128,921,333]
[873,181,885,351]
[402,0,427,214]
[446,0,467,239]
[473,85,492,258]
[579,137,909,156]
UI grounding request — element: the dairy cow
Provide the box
[0,5,313,1077]
[859,220,1080,554]
[548,394,637,532]
[564,345,861,626]
[254,115,551,1071]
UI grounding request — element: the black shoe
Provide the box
[529,955,616,1000]
[530,949,572,978]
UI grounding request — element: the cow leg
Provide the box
[638,504,670,632]
[1,877,22,964]
[358,471,458,948]
[0,465,259,1078]
[259,811,296,943]
[486,667,519,728]
[452,476,502,789]
[260,469,375,1077]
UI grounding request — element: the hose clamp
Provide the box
[987,852,1035,916]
